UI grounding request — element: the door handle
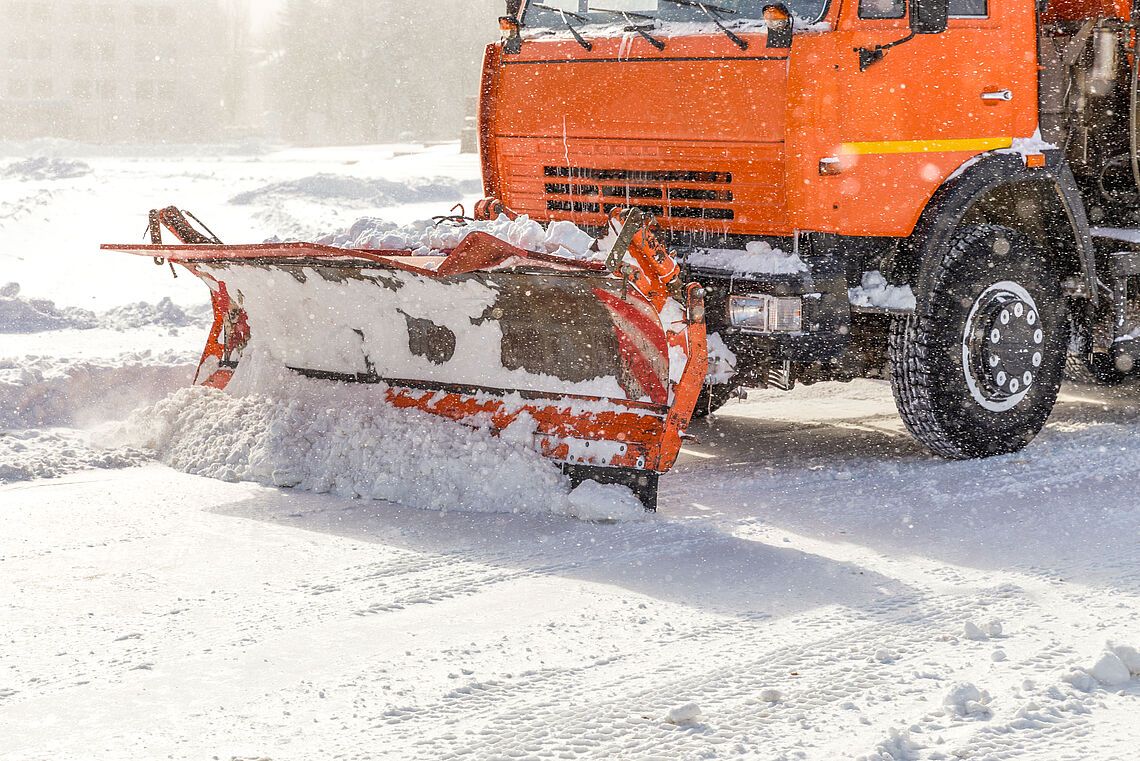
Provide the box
[982,89,1013,101]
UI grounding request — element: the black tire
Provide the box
[889,224,1067,459]
[691,384,736,419]
[1064,351,1127,386]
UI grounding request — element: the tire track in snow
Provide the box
[348,585,1043,760]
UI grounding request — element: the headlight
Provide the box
[728,294,803,333]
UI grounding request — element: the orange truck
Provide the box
[485,0,1140,458]
[108,0,1140,510]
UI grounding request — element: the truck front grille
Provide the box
[542,165,735,222]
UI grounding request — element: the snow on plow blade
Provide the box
[103,207,707,508]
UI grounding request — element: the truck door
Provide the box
[817,0,1039,236]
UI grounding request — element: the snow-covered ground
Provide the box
[2,144,1139,760]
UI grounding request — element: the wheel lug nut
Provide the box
[1033,329,1043,344]
[1027,311,1037,326]
[1032,351,1042,367]
[1009,378,1020,392]
[991,329,1001,343]
[989,355,999,368]
[1023,371,1033,385]
[996,370,1007,385]
[1000,310,1010,325]
[1013,303,1024,318]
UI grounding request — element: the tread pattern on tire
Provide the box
[1064,351,1126,386]
[1064,353,1098,384]
[891,309,966,458]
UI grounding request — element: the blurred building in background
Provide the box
[0,0,501,145]
[268,0,500,145]
[0,0,233,141]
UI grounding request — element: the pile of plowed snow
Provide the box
[0,283,208,334]
[115,351,645,522]
[2,156,91,181]
[0,428,149,484]
[311,214,600,261]
[1,352,198,429]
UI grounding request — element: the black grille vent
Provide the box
[543,165,734,221]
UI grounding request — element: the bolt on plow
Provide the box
[102,203,708,509]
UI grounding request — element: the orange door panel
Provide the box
[792,0,1039,235]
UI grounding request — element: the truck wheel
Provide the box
[691,383,736,419]
[889,224,1066,459]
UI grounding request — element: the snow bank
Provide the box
[848,271,917,311]
[0,288,97,332]
[0,428,149,484]
[684,241,808,276]
[99,297,209,331]
[0,352,197,429]
[0,284,208,334]
[115,361,644,522]
[2,156,91,181]
[232,174,482,208]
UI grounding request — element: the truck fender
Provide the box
[900,150,1095,308]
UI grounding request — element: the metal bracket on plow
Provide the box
[604,208,647,274]
[147,206,223,246]
[143,207,224,277]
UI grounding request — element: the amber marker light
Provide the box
[763,5,790,24]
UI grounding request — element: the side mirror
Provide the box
[910,0,948,34]
[500,15,523,55]
[763,3,793,49]
[506,0,522,16]
[857,0,946,70]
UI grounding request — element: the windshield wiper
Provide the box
[529,4,594,50]
[657,0,749,49]
[591,7,667,50]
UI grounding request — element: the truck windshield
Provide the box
[523,0,828,28]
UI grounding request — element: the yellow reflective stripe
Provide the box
[839,137,1013,155]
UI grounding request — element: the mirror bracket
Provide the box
[500,15,523,55]
[854,31,915,71]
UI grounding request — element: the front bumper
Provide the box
[685,255,852,370]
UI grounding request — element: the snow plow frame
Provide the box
[103,207,707,509]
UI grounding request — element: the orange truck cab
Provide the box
[480,0,1140,458]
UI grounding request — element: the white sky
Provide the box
[248,0,283,36]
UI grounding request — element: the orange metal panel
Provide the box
[790,0,1040,235]
[487,0,1041,240]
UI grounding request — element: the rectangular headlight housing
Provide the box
[728,294,803,333]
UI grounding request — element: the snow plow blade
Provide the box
[102,206,707,509]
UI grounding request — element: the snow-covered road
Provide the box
[4,380,1140,759]
[2,144,1138,760]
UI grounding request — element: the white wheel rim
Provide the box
[961,280,1041,413]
